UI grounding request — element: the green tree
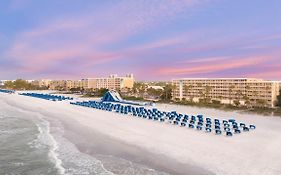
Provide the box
[204,85,212,103]
[243,95,251,107]
[277,90,281,107]
[161,84,174,101]
[146,88,163,97]
[257,99,267,108]
[3,79,44,90]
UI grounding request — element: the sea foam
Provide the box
[31,118,66,175]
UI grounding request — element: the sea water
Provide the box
[0,99,169,175]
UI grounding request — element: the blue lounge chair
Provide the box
[206,124,211,128]
[234,129,241,134]
[215,130,222,135]
[181,122,186,127]
[249,125,256,129]
[190,120,195,124]
[206,128,212,133]
[224,128,230,132]
[226,131,233,136]
[188,124,194,128]
[215,125,220,130]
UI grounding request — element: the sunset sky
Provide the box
[0,0,280,80]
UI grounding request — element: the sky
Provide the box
[0,0,281,80]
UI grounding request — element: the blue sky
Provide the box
[0,0,281,80]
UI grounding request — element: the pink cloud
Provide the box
[156,56,268,76]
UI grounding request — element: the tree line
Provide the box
[1,79,48,90]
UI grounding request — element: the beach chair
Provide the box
[188,124,194,128]
[224,123,230,127]
[226,131,233,136]
[215,130,222,135]
[206,128,212,133]
[190,120,195,124]
[197,122,203,126]
[224,127,230,132]
[240,123,246,127]
[215,125,220,130]
[249,125,256,129]
[234,129,241,134]
[181,122,186,127]
[206,124,211,128]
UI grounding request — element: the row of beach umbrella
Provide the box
[70,100,256,137]
[20,93,73,101]
[0,89,15,94]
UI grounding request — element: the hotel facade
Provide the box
[172,78,280,108]
[47,74,134,90]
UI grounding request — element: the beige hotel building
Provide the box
[47,74,134,90]
[172,78,280,108]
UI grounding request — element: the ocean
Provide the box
[0,99,169,175]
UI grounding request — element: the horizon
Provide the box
[1,76,281,82]
[0,0,281,80]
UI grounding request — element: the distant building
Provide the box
[81,74,134,90]
[32,79,51,87]
[48,74,134,91]
[172,78,280,108]
[49,80,67,90]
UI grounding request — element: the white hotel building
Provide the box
[172,78,280,108]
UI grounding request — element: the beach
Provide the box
[1,93,281,175]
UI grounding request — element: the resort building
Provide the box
[47,74,134,90]
[49,80,67,90]
[81,74,134,90]
[172,78,280,108]
[32,79,52,87]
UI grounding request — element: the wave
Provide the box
[31,118,66,175]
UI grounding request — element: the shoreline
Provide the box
[60,117,214,175]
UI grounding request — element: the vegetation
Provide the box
[277,90,281,107]
[146,87,163,97]
[82,88,108,97]
[160,84,175,101]
[69,87,83,93]
[122,96,145,101]
[3,79,48,90]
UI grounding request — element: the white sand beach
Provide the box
[1,93,281,175]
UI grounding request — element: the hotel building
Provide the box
[172,78,280,108]
[81,74,134,90]
[32,79,52,87]
[46,74,134,90]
